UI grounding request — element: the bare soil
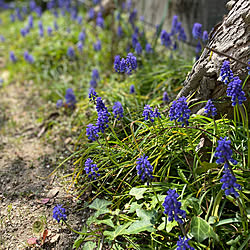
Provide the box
[0,80,88,249]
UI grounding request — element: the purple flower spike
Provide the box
[53,205,67,223]
[136,154,153,182]
[192,22,202,39]
[163,189,186,224]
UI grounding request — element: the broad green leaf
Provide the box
[182,197,201,215]
[196,162,218,174]
[103,223,132,240]
[127,202,143,214]
[129,187,147,200]
[82,241,97,250]
[191,216,219,242]
[123,209,156,235]
[158,217,178,232]
[89,198,112,217]
[87,215,114,228]
[215,218,241,227]
[150,195,166,209]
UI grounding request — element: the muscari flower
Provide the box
[10,14,15,22]
[65,88,77,107]
[96,109,110,133]
[195,41,202,54]
[178,27,187,41]
[136,154,153,182]
[204,99,217,117]
[163,189,186,224]
[142,105,161,122]
[126,52,137,74]
[117,26,123,37]
[177,236,195,250]
[28,15,33,29]
[9,51,17,63]
[163,91,169,102]
[226,76,246,106]
[113,102,124,120]
[145,43,152,53]
[84,158,100,179]
[135,42,142,55]
[88,8,95,19]
[93,40,101,51]
[67,47,75,58]
[169,96,190,127]
[24,51,34,64]
[21,28,28,37]
[131,33,138,48]
[53,204,67,223]
[56,99,63,108]
[77,16,83,25]
[129,8,137,25]
[220,60,234,84]
[214,137,237,167]
[86,124,99,141]
[247,62,250,75]
[90,79,97,88]
[220,168,241,198]
[130,84,135,94]
[92,69,100,81]
[47,26,53,36]
[77,41,83,52]
[161,30,172,48]
[202,30,208,42]
[79,31,85,42]
[170,15,179,35]
[96,12,104,28]
[89,88,97,102]
[192,22,202,39]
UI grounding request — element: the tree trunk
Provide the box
[176,0,250,117]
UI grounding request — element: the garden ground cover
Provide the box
[0,0,249,249]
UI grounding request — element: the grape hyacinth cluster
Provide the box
[67,46,75,58]
[220,168,241,198]
[214,137,237,167]
[89,88,97,102]
[86,124,99,141]
[142,105,161,122]
[95,97,110,133]
[84,158,100,179]
[53,204,67,223]
[220,60,234,84]
[9,51,17,63]
[169,96,191,127]
[204,99,217,117]
[113,102,124,120]
[23,51,34,64]
[192,22,202,39]
[226,76,246,106]
[56,88,77,109]
[215,137,241,197]
[163,91,169,103]
[130,84,135,94]
[136,154,153,182]
[160,30,172,48]
[163,189,186,224]
[177,236,195,250]
[114,53,137,74]
[93,40,101,51]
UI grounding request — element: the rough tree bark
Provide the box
[176,0,250,117]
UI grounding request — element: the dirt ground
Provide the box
[0,79,88,249]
